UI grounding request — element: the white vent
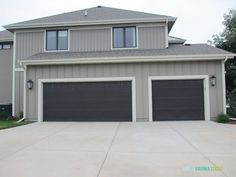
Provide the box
[84,10,88,16]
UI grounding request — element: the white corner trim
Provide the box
[148,75,210,121]
[222,60,227,114]
[12,32,16,116]
[165,19,168,48]
[37,77,136,122]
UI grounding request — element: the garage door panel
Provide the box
[152,79,205,121]
[43,81,132,121]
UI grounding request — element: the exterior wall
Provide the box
[14,23,166,63]
[13,23,167,115]
[138,26,165,49]
[70,28,111,52]
[14,31,44,115]
[15,31,44,68]
[15,71,24,114]
[25,60,223,121]
[0,44,13,104]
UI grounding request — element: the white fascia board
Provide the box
[19,54,234,66]
[4,17,177,30]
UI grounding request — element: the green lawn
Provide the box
[0,120,32,130]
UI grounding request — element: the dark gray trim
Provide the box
[46,30,68,51]
[0,42,12,50]
[112,26,137,48]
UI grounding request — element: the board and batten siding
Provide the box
[14,23,167,63]
[14,31,44,114]
[15,71,24,114]
[13,24,168,115]
[15,31,44,68]
[138,26,166,49]
[70,28,111,51]
[0,46,13,104]
[70,25,166,51]
[26,60,223,121]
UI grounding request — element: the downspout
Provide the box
[17,64,27,123]
[222,56,228,114]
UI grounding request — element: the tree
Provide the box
[211,9,236,117]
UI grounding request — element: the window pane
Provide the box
[0,45,2,50]
[125,27,136,47]
[113,28,124,48]
[58,30,68,50]
[3,44,11,49]
[46,31,57,50]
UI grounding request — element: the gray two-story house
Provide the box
[0,30,13,111]
[4,6,235,122]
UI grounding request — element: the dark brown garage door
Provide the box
[152,80,205,121]
[43,81,132,121]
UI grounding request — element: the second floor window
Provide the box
[46,30,68,51]
[113,27,137,48]
[0,43,11,50]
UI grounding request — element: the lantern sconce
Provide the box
[210,75,216,87]
[27,80,33,90]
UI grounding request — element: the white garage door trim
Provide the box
[148,75,210,121]
[38,77,136,122]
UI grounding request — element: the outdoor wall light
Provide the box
[210,75,216,87]
[27,80,33,90]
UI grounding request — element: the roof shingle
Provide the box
[25,44,235,61]
[4,6,176,30]
[0,30,13,42]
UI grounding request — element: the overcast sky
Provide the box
[0,0,235,43]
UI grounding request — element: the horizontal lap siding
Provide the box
[26,61,223,121]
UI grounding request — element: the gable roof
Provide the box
[4,6,176,31]
[0,30,13,42]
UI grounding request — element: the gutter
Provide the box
[4,17,177,31]
[19,54,235,66]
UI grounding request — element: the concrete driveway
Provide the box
[0,121,235,177]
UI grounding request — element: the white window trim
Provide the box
[37,77,136,122]
[44,29,70,52]
[148,75,210,121]
[110,26,138,50]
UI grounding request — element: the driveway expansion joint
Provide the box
[0,123,74,161]
[97,122,120,177]
[169,125,228,177]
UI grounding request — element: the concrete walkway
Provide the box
[0,121,235,177]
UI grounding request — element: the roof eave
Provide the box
[0,39,13,42]
[4,17,177,30]
[19,54,235,66]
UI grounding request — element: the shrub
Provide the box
[217,113,230,123]
[0,111,10,120]
[228,91,236,117]
[17,112,24,119]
